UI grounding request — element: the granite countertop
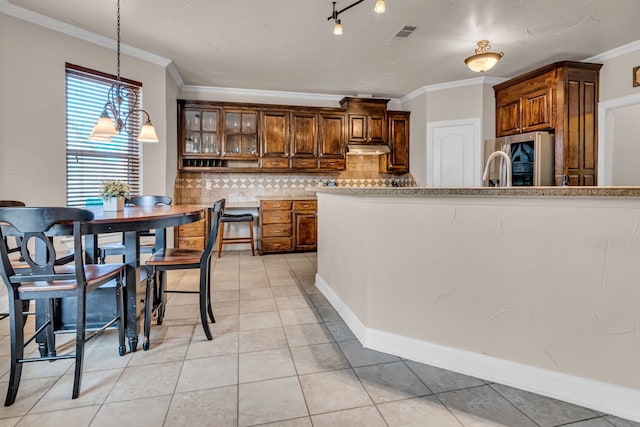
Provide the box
[311,186,640,198]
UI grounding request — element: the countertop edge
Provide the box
[309,186,640,198]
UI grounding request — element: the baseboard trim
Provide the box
[315,273,640,423]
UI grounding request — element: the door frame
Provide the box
[426,118,482,187]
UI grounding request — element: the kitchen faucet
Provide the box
[482,150,512,187]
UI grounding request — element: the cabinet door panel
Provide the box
[295,213,317,251]
[497,100,520,136]
[261,111,290,157]
[348,115,367,142]
[319,114,345,157]
[292,113,317,157]
[368,115,385,141]
[522,88,552,131]
[387,112,410,173]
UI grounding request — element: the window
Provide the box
[65,63,142,207]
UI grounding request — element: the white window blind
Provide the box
[65,63,143,207]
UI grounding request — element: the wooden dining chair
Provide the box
[98,195,172,263]
[0,207,126,406]
[142,200,223,350]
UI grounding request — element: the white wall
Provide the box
[0,14,171,204]
[317,191,640,421]
[610,104,640,184]
[402,81,495,187]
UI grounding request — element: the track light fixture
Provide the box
[328,0,385,35]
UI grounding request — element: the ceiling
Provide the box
[6,0,640,98]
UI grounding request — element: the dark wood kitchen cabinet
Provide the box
[494,61,602,185]
[177,100,347,172]
[318,112,346,170]
[294,200,317,251]
[259,198,317,254]
[291,112,319,169]
[387,111,410,173]
[340,97,389,144]
[261,110,290,168]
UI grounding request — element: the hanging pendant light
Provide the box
[89,0,159,143]
[465,40,503,73]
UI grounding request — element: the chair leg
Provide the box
[218,223,225,258]
[4,296,25,406]
[198,268,213,340]
[45,299,56,358]
[115,274,126,356]
[205,258,215,323]
[249,220,255,256]
[156,271,166,325]
[142,270,155,351]
[72,292,87,399]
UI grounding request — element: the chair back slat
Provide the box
[0,207,93,289]
[128,196,172,207]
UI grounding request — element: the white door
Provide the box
[427,119,481,187]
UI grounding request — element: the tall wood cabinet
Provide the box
[387,111,410,173]
[494,61,602,186]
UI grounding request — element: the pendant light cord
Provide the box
[116,0,121,84]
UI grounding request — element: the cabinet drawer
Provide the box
[319,158,346,170]
[262,200,293,210]
[177,237,204,249]
[262,210,292,224]
[291,158,318,169]
[261,237,293,252]
[262,223,293,238]
[294,200,317,211]
[262,158,289,169]
[178,219,205,237]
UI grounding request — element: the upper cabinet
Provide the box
[494,61,602,185]
[177,98,409,174]
[339,97,389,144]
[387,111,410,173]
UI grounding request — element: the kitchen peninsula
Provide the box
[314,186,640,422]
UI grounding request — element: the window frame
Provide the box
[65,63,143,207]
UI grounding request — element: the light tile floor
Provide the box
[0,251,638,427]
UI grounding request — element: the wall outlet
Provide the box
[205,181,212,190]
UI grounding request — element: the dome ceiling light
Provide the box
[465,40,504,73]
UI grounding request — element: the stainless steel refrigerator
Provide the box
[483,131,555,187]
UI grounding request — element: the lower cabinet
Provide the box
[260,198,317,254]
[174,208,208,249]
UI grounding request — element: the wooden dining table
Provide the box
[33,204,205,354]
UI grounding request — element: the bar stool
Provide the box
[217,199,255,257]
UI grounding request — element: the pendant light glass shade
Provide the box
[374,0,385,14]
[137,120,160,143]
[89,110,118,141]
[465,40,503,72]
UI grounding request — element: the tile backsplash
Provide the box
[174,155,415,204]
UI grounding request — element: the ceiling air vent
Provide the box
[394,25,417,38]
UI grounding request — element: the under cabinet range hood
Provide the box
[347,144,390,155]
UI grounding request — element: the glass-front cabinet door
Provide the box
[184,110,220,155]
[223,111,258,157]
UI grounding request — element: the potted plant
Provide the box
[99,180,131,211]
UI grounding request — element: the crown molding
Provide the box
[1,0,171,68]
[401,76,508,103]
[181,85,403,106]
[585,39,640,62]
[166,62,184,88]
